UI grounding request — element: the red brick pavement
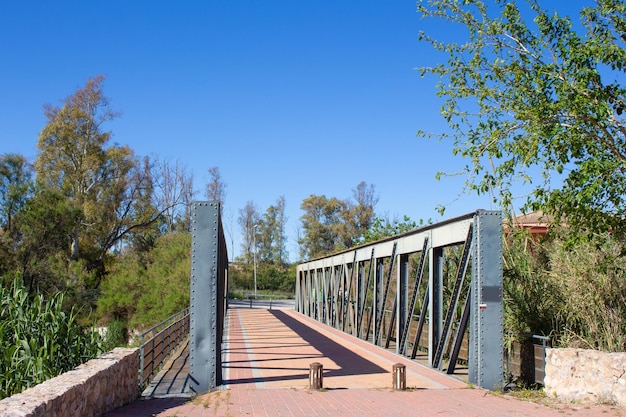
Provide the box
[106,307,625,417]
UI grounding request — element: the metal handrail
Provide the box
[139,307,189,344]
[139,307,190,386]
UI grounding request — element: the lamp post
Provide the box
[253,224,258,299]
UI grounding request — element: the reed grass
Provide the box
[0,278,104,398]
[503,230,626,352]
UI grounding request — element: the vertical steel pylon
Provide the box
[189,201,228,394]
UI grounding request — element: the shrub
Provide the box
[503,230,560,339]
[97,232,190,329]
[503,229,626,352]
[103,319,129,350]
[547,233,626,351]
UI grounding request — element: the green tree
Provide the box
[255,262,295,293]
[35,75,174,269]
[298,194,348,259]
[417,0,626,235]
[342,181,378,245]
[237,201,261,264]
[96,250,145,322]
[233,197,290,295]
[35,75,131,260]
[0,154,33,232]
[138,231,190,324]
[258,196,288,265]
[0,154,35,280]
[10,189,82,293]
[298,182,378,259]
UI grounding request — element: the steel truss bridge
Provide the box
[150,204,503,395]
[295,210,503,390]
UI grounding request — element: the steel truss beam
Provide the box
[296,210,503,390]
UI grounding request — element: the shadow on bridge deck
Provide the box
[142,300,462,398]
[224,308,387,386]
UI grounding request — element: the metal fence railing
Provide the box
[139,307,190,387]
[505,334,550,387]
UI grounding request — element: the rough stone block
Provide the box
[0,348,139,417]
[545,348,626,407]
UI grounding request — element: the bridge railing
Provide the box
[297,210,503,390]
[139,307,190,387]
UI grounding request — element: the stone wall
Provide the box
[545,348,626,407]
[0,347,139,417]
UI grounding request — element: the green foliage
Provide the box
[256,263,296,293]
[0,278,103,399]
[503,231,560,339]
[361,215,428,244]
[298,194,348,259]
[0,186,101,316]
[103,319,129,350]
[503,229,626,352]
[238,196,289,269]
[96,251,144,322]
[258,196,288,265]
[34,75,170,269]
[418,0,626,237]
[0,154,33,232]
[7,189,82,294]
[298,183,377,260]
[36,75,126,260]
[228,263,253,291]
[228,262,295,295]
[97,232,191,328]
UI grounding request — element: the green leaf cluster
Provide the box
[361,215,429,244]
[0,278,103,399]
[418,0,626,236]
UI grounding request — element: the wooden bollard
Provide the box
[392,363,406,390]
[309,362,323,389]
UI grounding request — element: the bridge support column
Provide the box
[468,211,503,390]
[189,201,228,394]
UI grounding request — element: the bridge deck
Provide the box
[223,304,463,390]
[107,303,621,416]
[143,300,462,398]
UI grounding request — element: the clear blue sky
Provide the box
[1,1,499,261]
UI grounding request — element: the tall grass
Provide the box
[547,235,626,351]
[0,278,104,399]
[503,230,626,352]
